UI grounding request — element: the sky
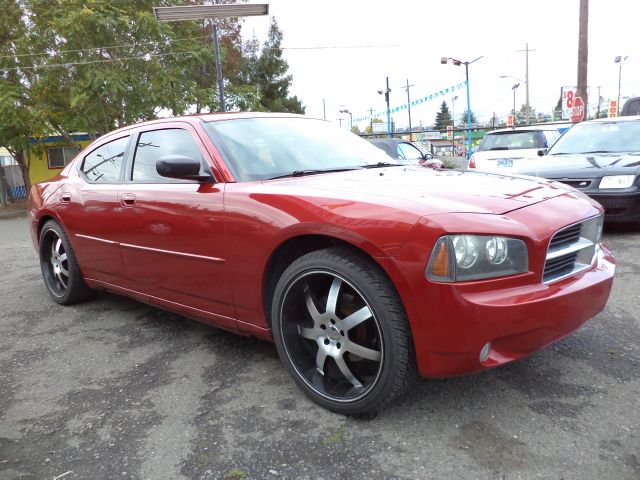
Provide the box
[241,0,640,130]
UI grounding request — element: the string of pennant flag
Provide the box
[353,81,468,123]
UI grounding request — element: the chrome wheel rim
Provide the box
[279,271,384,402]
[41,230,69,297]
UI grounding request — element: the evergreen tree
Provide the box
[243,18,304,113]
[458,110,478,126]
[434,101,452,130]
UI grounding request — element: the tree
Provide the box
[458,110,478,126]
[364,117,383,134]
[0,0,45,193]
[434,101,452,130]
[351,125,361,134]
[240,18,304,113]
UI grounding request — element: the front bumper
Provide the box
[383,196,615,379]
[588,191,640,222]
[415,245,614,377]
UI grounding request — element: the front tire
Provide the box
[272,247,415,416]
[39,220,92,305]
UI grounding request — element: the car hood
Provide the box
[518,152,640,178]
[262,167,571,216]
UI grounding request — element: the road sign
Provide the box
[561,87,578,120]
[609,100,618,117]
[570,96,585,123]
[446,125,453,139]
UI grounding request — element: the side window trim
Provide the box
[79,134,133,184]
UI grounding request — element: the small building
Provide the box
[27,133,95,185]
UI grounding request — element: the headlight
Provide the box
[426,235,528,282]
[599,175,635,189]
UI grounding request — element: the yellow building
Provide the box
[27,134,95,185]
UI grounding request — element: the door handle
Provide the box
[61,192,71,203]
[121,193,136,207]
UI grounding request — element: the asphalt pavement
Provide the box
[1,217,639,480]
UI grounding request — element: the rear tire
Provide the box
[39,220,93,305]
[272,246,416,416]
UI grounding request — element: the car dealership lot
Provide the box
[1,217,638,480]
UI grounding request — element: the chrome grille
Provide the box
[543,215,603,284]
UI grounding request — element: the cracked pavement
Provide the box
[1,218,639,479]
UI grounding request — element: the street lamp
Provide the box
[441,56,483,159]
[339,109,353,130]
[451,95,458,157]
[153,3,269,112]
[511,83,520,119]
[500,74,527,123]
[615,55,628,111]
[377,77,391,139]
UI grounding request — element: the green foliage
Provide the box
[238,18,304,113]
[0,0,304,190]
[458,110,478,126]
[434,101,452,130]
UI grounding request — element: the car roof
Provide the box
[487,124,569,135]
[368,138,410,146]
[579,115,640,124]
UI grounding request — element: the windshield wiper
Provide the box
[267,167,360,180]
[582,150,614,154]
[361,162,398,168]
[489,147,510,150]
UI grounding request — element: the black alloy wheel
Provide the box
[272,247,415,416]
[39,220,92,305]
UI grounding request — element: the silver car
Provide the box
[467,125,567,173]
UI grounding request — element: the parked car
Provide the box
[467,125,566,173]
[518,116,640,222]
[29,113,615,415]
[368,138,444,169]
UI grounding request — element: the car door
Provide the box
[117,123,235,326]
[60,134,131,281]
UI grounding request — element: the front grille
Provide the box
[548,223,581,250]
[543,216,602,283]
[558,179,593,190]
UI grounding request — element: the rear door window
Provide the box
[81,136,129,183]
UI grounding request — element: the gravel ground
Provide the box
[1,217,638,480]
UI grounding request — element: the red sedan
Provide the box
[28,113,615,415]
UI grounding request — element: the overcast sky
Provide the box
[241,0,640,129]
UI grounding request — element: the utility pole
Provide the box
[596,86,602,118]
[369,108,374,134]
[323,98,326,120]
[403,79,414,138]
[577,0,589,113]
[378,77,392,139]
[211,21,225,112]
[516,43,535,124]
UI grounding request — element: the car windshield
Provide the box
[477,131,541,151]
[203,117,395,181]
[547,120,640,154]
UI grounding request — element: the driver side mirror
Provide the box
[156,155,214,183]
[423,152,434,161]
[537,148,547,157]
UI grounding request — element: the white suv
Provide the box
[467,125,567,173]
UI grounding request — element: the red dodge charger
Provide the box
[28,113,615,415]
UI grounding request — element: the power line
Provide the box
[0,35,210,60]
[0,50,203,71]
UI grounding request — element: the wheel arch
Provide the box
[262,233,403,330]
